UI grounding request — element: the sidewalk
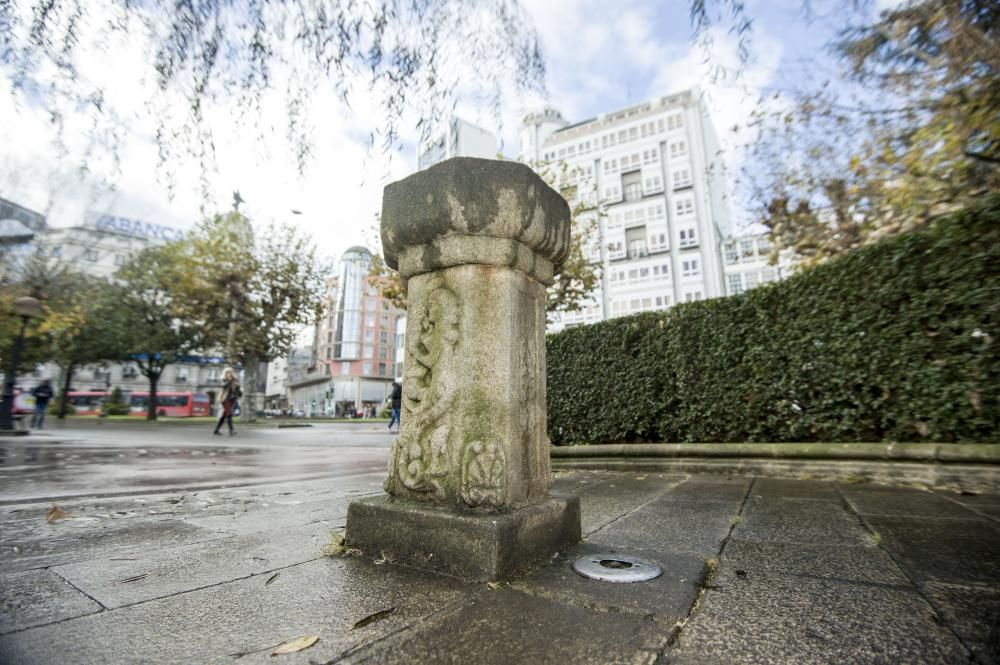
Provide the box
[1,469,998,663]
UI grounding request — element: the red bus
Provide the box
[129,391,211,417]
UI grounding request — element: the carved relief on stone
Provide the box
[384,276,460,502]
[460,440,507,509]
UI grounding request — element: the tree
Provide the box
[108,245,207,420]
[2,1,546,181]
[0,252,119,415]
[173,212,328,421]
[735,0,999,263]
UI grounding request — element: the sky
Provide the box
[0,0,885,267]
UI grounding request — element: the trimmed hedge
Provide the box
[547,197,1000,444]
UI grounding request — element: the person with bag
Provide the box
[213,367,242,436]
[387,381,402,432]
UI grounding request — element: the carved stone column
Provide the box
[345,157,581,581]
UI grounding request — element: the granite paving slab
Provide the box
[0,556,474,665]
[658,476,752,503]
[841,486,983,518]
[576,475,685,535]
[340,588,670,665]
[748,477,843,501]
[588,495,741,557]
[735,495,871,546]
[510,541,706,622]
[920,581,1000,664]
[719,539,911,586]
[668,560,969,664]
[863,514,1000,586]
[0,516,230,574]
[0,569,103,634]
[52,522,333,608]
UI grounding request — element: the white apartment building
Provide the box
[721,233,798,296]
[519,88,733,330]
[418,116,499,171]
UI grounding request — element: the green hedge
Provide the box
[547,197,1000,444]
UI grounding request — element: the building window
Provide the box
[675,197,695,217]
[649,233,668,252]
[83,249,99,262]
[679,227,698,248]
[757,237,772,254]
[114,254,126,266]
[762,267,778,283]
[727,273,743,295]
[724,242,738,264]
[363,362,372,375]
[341,361,350,374]
[365,313,376,327]
[684,290,703,302]
[378,362,387,376]
[682,259,700,278]
[624,182,642,202]
[669,140,688,158]
[673,168,691,188]
[745,271,760,289]
[740,239,755,258]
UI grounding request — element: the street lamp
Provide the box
[0,296,43,435]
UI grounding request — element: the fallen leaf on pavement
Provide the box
[114,573,149,584]
[46,505,69,523]
[264,573,279,586]
[351,607,396,630]
[271,635,318,656]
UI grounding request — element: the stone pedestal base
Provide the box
[345,494,581,582]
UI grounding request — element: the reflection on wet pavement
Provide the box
[0,423,393,503]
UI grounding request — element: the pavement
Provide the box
[1,423,998,664]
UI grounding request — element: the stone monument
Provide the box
[345,157,581,581]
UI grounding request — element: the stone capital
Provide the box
[380,157,571,285]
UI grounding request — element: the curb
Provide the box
[550,442,1000,464]
[550,443,1000,493]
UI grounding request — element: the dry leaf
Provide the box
[351,607,396,630]
[46,505,68,523]
[486,581,502,590]
[270,635,318,656]
[321,531,347,556]
[264,573,279,586]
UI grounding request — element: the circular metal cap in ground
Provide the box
[571,553,663,583]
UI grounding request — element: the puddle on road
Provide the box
[0,446,262,470]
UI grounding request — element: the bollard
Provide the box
[345,157,581,581]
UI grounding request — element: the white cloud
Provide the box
[0,1,415,267]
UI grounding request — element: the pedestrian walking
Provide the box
[30,379,54,429]
[387,381,402,432]
[213,368,242,436]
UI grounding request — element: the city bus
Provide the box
[128,391,211,417]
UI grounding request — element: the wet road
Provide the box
[0,421,395,504]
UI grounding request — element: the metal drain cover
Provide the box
[572,553,663,583]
